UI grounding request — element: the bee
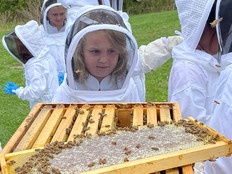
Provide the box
[124,146,128,151]
[147,122,154,128]
[214,100,220,104]
[210,17,223,28]
[14,167,21,172]
[89,118,95,124]
[124,157,129,162]
[62,116,67,119]
[51,167,60,174]
[209,157,217,162]
[136,144,141,148]
[7,160,16,166]
[105,124,110,128]
[215,64,221,68]
[151,147,159,151]
[125,150,132,155]
[99,158,107,165]
[112,141,117,145]
[88,162,95,167]
[208,139,216,144]
[148,135,155,140]
[213,134,219,141]
[75,69,80,74]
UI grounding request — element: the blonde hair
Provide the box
[73,29,128,84]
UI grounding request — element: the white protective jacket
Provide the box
[40,0,66,74]
[2,20,59,109]
[168,0,221,123]
[204,54,232,174]
[204,0,232,173]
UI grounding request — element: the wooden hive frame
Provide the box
[0,102,231,174]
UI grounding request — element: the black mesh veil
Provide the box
[217,0,232,55]
[2,31,33,64]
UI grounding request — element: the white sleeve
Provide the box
[14,66,47,101]
[139,36,183,73]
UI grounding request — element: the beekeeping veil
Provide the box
[175,0,216,50]
[216,0,232,56]
[2,20,45,65]
[65,5,138,92]
[41,0,66,33]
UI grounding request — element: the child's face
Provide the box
[47,6,66,30]
[83,31,119,82]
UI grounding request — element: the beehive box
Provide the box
[0,103,231,174]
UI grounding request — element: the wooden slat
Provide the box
[13,106,53,152]
[86,105,103,135]
[32,105,66,148]
[147,105,158,125]
[80,141,229,174]
[166,168,179,174]
[172,102,182,121]
[51,105,77,142]
[160,105,179,174]
[100,105,116,133]
[132,105,143,126]
[1,103,43,154]
[182,164,193,174]
[160,105,171,122]
[0,154,7,174]
[67,105,90,141]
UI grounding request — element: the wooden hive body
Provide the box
[0,103,231,174]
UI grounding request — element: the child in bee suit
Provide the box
[52,5,183,103]
[2,20,59,109]
[168,0,222,123]
[203,0,232,173]
[40,0,68,84]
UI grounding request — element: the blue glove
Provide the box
[58,73,64,85]
[2,82,19,95]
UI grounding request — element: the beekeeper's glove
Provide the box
[162,35,184,53]
[58,73,64,85]
[2,81,19,95]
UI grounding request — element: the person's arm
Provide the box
[139,36,183,73]
[14,66,48,101]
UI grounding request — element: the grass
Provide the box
[0,10,180,147]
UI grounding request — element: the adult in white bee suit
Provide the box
[52,5,183,103]
[41,0,67,82]
[168,0,221,123]
[2,20,59,109]
[204,0,232,173]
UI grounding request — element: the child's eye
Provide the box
[108,49,115,54]
[90,50,100,54]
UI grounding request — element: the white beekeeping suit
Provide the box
[52,5,142,103]
[2,20,59,109]
[204,0,232,173]
[41,0,67,74]
[168,0,221,123]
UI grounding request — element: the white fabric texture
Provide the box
[203,53,232,174]
[175,0,214,50]
[14,20,59,109]
[139,36,183,73]
[41,0,66,74]
[168,0,221,123]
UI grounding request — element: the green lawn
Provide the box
[0,10,180,147]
